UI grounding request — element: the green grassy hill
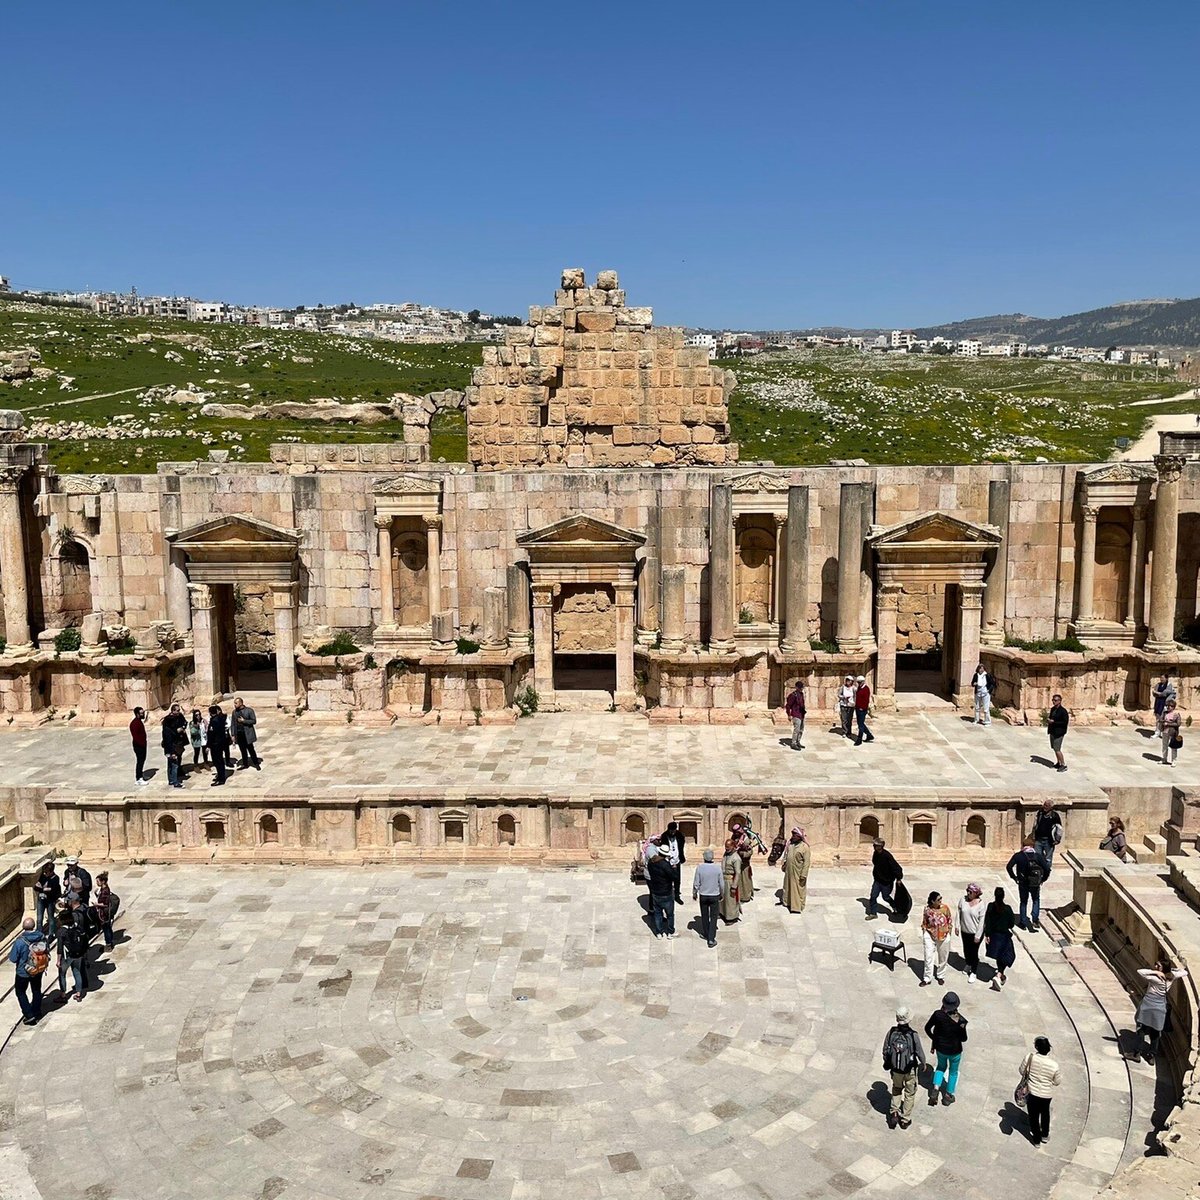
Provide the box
[727,349,1190,465]
[0,300,1190,471]
[0,300,479,471]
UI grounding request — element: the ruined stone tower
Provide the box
[465,269,738,469]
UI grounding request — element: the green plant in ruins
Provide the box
[514,685,539,717]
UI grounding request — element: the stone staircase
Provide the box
[0,821,37,851]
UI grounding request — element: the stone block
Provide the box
[561,268,585,289]
[617,306,654,326]
[596,269,619,290]
[576,310,616,333]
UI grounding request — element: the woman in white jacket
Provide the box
[1020,1036,1061,1145]
[957,883,985,983]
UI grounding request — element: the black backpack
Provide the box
[1023,855,1046,887]
[883,1026,917,1074]
[62,923,90,959]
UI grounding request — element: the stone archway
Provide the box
[867,512,1002,709]
[168,516,301,707]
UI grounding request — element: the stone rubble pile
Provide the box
[466,269,737,469]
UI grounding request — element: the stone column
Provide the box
[531,582,556,701]
[425,516,442,622]
[189,583,218,702]
[954,582,985,703]
[1146,455,1186,653]
[772,514,786,625]
[836,482,863,652]
[374,516,395,628]
[980,478,1009,646]
[636,553,660,647]
[506,564,532,651]
[858,484,877,651]
[166,544,192,636]
[874,585,901,710]
[1128,503,1148,629]
[271,582,300,708]
[781,485,810,652]
[660,566,686,652]
[614,581,636,707]
[0,467,31,652]
[482,585,507,649]
[708,484,735,652]
[1076,505,1099,623]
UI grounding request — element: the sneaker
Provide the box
[887,1112,897,1129]
[667,933,677,939]
[991,977,1002,991]
[898,1119,911,1129]
[1031,923,1042,933]
[1031,1137,1042,1146]
[919,981,930,987]
[135,778,148,787]
[935,976,945,986]
[707,940,716,948]
[966,972,975,984]
[942,1093,955,1106]
[927,1091,939,1107]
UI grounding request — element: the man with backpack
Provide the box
[8,917,47,1026]
[883,1004,926,1128]
[1007,837,1052,932]
[1032,798,1063,871]
[58,899,91,1002]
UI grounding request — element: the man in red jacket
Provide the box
[785,680,806,750]
[130,706,148,786]
[854,675,874,745]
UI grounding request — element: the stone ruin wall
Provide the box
[465,269,738,470]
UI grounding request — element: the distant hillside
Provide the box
[914,297,1200,348]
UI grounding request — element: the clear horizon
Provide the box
[4,1,1196,328]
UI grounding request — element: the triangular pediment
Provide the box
[374,473,443,496]
[729,470,790,494]
[517,514,646,548]
[868,511,1001,547]
[1079,463,1156,485]
[169,514,301,546]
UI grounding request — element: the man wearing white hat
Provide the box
[63,856,92,908]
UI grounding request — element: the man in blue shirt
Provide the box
[9,917,45,1026]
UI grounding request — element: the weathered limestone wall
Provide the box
[465,270,737,470]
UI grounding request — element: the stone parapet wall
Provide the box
[1064,852,1200,1198]
[268,442,428,468]
[43,785,1110,867]
[465,270,737,470]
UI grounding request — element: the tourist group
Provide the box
[128,696,262,788]
[8,856,121,1027]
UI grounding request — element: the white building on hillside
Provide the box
[954,339,981,357]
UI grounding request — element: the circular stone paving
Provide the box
[0,865,1090,1200]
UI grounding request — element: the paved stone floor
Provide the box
[1,864,1092,1200]
[0,711,1194,796]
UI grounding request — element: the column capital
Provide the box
[876,584,902,611]
[425,514,443,531]
[373,514,392,530]
[959,581,985,611]
[773,512,787,529]
[0,465,25,492]
[1154,454,1186,483]
[1081,505,1100,522]
[187,582,214,610]
[531,581,557,605]
[269,580,299,601]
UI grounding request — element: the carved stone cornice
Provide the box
[0,465,25,492]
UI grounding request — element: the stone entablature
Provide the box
[465,269,737,470]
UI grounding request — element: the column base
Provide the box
[635,628,659,649]
[978,630,1004,648]
[873,689,897,713]
[613,691,639,713]
[1,643,35,660]
[1143,636,1179,656]
[507,632,533,653]
[709,639,737,655]
[659,638,685,653]
[835,637,870,655]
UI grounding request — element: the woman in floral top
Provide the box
[921,891,954,987]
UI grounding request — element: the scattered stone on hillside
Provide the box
[164,350,184,364]
[0,349,38,381]
[0,410,26,444]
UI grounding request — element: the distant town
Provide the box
[0,274,1180,368]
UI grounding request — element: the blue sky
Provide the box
[4,2,1196,327]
